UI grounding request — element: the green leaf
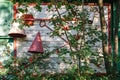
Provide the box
[34,5,42,12]
[57,2,62,8]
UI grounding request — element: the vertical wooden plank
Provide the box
[13,38,17,58]
[108,4,111,54]
[13,3,18,58]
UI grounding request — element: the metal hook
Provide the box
[39,20,46,27]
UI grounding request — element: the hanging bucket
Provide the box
[28,32,44,53]
[8,22,26,38]
[21,14,34,26]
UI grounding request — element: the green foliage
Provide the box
[46,1,107,79]
[1,0,114,80]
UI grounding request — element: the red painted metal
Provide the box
[108,4,111,54]
[24,18,79,21]
[29,56,33,63]
[13,3,19,19]
[9,33,26,38]
[21,14,34,26]
[14,38,17,58]
[28,32,44,53]
[13,3,19,58]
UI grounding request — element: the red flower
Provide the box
[29,57,33,63]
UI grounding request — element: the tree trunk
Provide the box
[98,0,111,74]
[113,0,120,73]
[114,0,119,57]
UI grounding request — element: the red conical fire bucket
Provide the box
[28,32,44,53]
